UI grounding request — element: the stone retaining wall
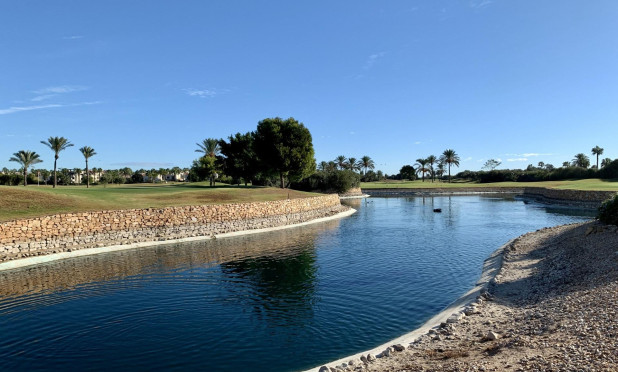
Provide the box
[0,194,343,262]
[521,187,616,208]
[362,187,617,208]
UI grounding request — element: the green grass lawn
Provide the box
[361,179,618,191]
[0,182,320,222]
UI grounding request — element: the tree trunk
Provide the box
[448,164,451,183]
[23,170,27,186]
[53,156,58,188]
[280,173,285,189]
[86,160,89,188]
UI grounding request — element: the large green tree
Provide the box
[591,146,604,169]
[399,165,416,180]
[219,132,258,186]
[9,150,43,186]
[41,136,73,188]
[441,149,461,183]
[79,146,97,188]
[253,117,316,188]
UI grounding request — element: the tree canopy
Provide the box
[253,117,316,188]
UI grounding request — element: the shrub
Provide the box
[599,160,618,179]
[598,194,618,226]
[291,170,359,194]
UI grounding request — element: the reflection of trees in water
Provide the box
[218,241,318,327]
[0,220,338,301]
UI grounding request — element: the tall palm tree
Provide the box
[318,161,328,171]
[426,155,437,182]
[601,158,612,168]
[79,146,96,188]
[335,155,347,170]
[40,136,73,188]
[441,149,461,183]
[360,155,375,175]
[572,153,590,168]
[562,161,570,167]
[414,158,430,182]
[9,150,43,186]
[195,138,221,158]
[591,146,604,169]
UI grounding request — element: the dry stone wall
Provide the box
[522,187,617,208]
[0,194,343,262]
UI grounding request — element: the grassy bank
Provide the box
[361,179,618,191]
[0,182,320,222]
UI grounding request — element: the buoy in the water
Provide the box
[433,208,442,213]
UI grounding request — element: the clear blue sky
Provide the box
[1,1,617,175]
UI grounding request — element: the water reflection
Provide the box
[0,219,339,300]
[219,247,318,327]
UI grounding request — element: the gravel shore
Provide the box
[320,221,618,372]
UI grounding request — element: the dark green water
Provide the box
[0,196,593,371]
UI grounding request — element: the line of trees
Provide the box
[397,149,461,183]
[458,146,617,183]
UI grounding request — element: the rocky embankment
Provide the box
[319,221,618,371]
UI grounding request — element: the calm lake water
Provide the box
[0,196,593,371]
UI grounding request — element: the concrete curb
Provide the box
[0,208,356,272]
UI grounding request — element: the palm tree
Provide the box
[40,136,73,188]
[147,169,159,183]
[591,146,604,169]
[318,161,328,171]
[171,166,182,181]
[414,158,430,182]
[120,167,133,180]
[426,155,437,182]
[562,161,570,167]
[572,153,590,168]
[335,155,347,170]
[195,138,221,158]
[79,146,96,188]
[346,157,361,172]
[9,150,43,186]
[601,158,612,168]
[436,162,446,181]
[441,149,461,183]
[360,155,375,175]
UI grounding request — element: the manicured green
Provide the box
[0,182,320,222]
[361,179,618,191]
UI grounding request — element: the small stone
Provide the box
[319,367,329,372]
[366,354,376,362]
[393,344,405,352]
[483,331,500,341]
[360,355,368,363]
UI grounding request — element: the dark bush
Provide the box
[547,167,597,181]
[598,194,618,226]
[599,160,618,179]
[291,170,360,194]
